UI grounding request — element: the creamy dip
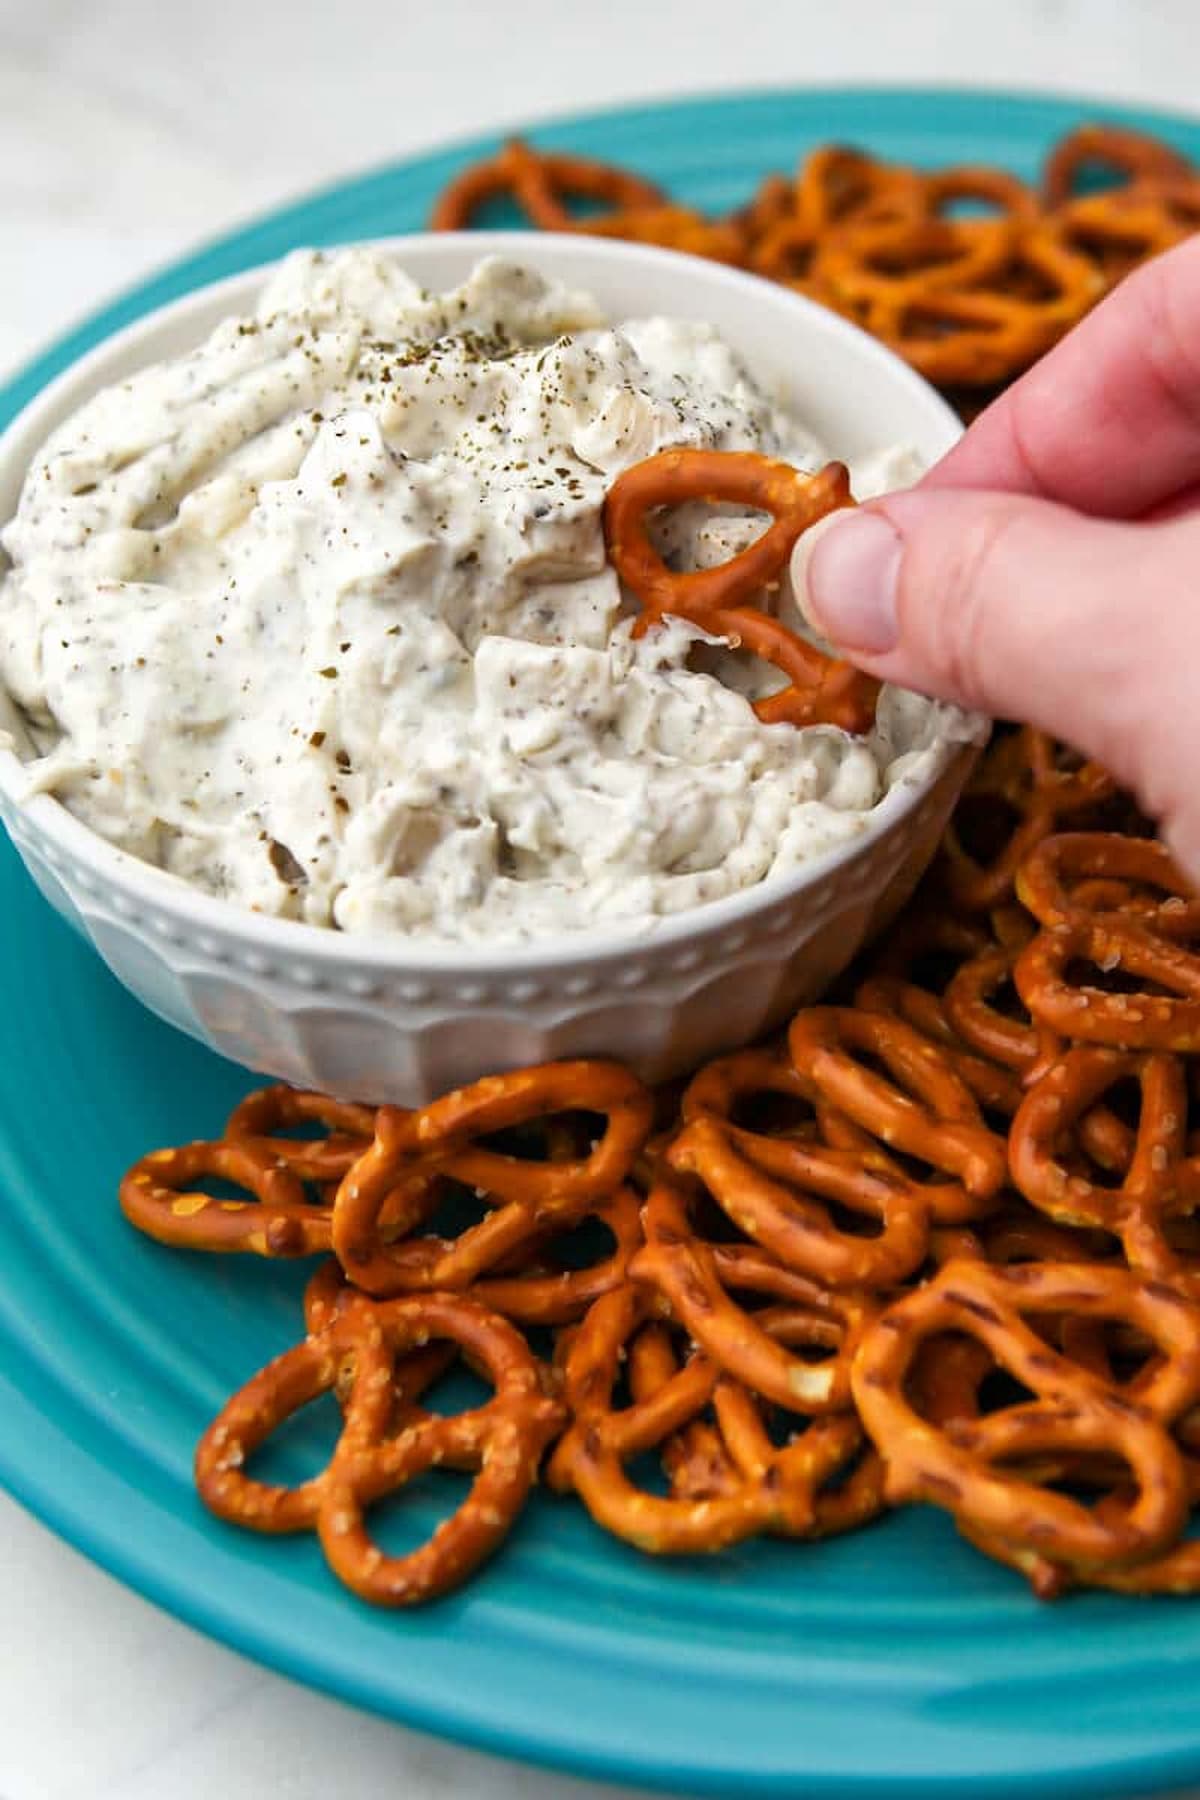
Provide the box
[0,250,976,943]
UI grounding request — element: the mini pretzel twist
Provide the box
[1041,122,1194,209]
[855,972,1025,1118]
[786,1007,1009,1221]
[429,137,666,231]
[667,1100,931,1290]
[813,215,1021,318]
[1016,833,1200,938]
[333,1062,654,1294]
[1015,915,1200,1052]
[941,943,1042,1076]
[852,1258,1200,1577]
[630,1173,874,1413]
[815,218,1099,389]
[1010,1049,1200,1288]
[602,449,880,733]
[225,1084,378,1182]
[196,1291,564,1606]
[1050,178,1200,282]
[120,1140,333,1258]
[420,1186,644,1325]
[547,1284,871,1553]
[920,166,1040,220]
[942,728,1116,912]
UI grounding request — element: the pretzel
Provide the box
[621,1316,876,1531]
[1042,122,1194,209]
[854,972,1025,1118]
[941,944,1040,1076]
[625,1321,743,1502]
[747,146,923,287]
[299,1258,463,1424]
[1015,915,1200,1052]
[854,282,1062,389]
[1080,1416,1200,1594]
[120,1139,334,1258]
[1011,1049,1200,1289]
[333,1062,653,1293]
[708,1366,885,1537]
[1050,179,1200,280]
[224,1085,377,1182]
[814,216,1020,318]
[852,1258,1200,1575]
[443,1187,644,1324]
[197,1290,563,1605]
[794,144,926,231]
[786,1007,1008,1220]
[807,215,1077,387]
[1016,833,1200,938]
[666,1111,931,1288]
[966,1398,1200,1597]
[920,166,1040,221]
[602,449,880,733]
[832,220,1101,391]
[630,1173,873,1411]
[680,1045,815,1130]
[567,203,746,263]
[429,137,665,231]
[942,728,1117,911]
[547,1285,869,1552]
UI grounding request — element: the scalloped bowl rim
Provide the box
[0,230,966,974]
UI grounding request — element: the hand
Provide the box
[801,234,1200,879]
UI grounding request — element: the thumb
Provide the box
[800,489,1200,873]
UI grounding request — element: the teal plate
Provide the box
[4,88,1200,1799]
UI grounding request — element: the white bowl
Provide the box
[0,232,970,1104]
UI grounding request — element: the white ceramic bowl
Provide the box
[0,232,970,1103]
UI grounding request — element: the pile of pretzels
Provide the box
[430,121,1200,409]
[122,722,1200,1607]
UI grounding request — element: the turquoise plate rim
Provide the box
[5,85,1200,1800]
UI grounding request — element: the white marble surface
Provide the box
[2,1,1200,1794]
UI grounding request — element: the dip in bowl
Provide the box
[0,232,978,1101]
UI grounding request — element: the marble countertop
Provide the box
[3,2,1199,1793]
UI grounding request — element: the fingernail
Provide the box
[807,511,903,654]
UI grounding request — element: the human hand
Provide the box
[801,233,1200,878]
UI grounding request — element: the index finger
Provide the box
[927,233,1200,519]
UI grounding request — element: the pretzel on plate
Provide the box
[852,1258,1200,1579]
[1015,914,1200,1052]
[941,728,1117,912]
[630,1172,874,1412]
[1016,832,1200,937]
[1010,1048,1200,1288]
[196,1289,564,1605]
[1041,121,1194,209]
[224,1085,378,1182]
[786,1007,1009,1220]
[668,1062,932,1288]
[429,137,666,231]
[546,1284,873,1552]
[120,1139,335,1258]
[332,1061,653,1294]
